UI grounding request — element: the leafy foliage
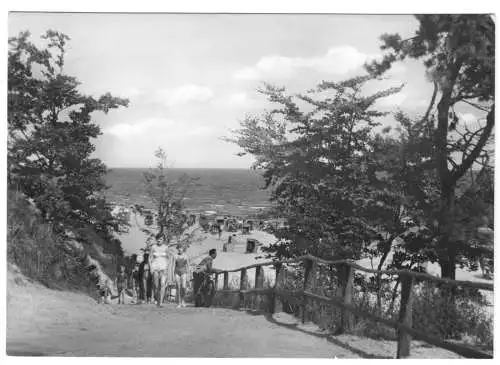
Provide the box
[227,76,405,260]
[411,283,492,347]
[367,109,494,276]
[7,190,99,290]
[228,16,495,282]
[136,148,199,247]
[8,30,129,248]
[366,15,495,278]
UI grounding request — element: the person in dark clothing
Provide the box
[223,234,232,252]
[132,263,140,301]
[138,252,152,304]
[193,249,222,307]
[115,265,128,304]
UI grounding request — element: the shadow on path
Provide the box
[230,307,389,359]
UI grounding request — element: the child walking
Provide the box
[115,265,128,304]
[174,245,190,308]
[98,279,112,304]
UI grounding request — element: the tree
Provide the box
[369,106,494,279]
[366,15,495,279]
[227,76,404,260]
[8,30,129,245]
[135,148,198,248]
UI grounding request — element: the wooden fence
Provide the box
[211,254,493,359]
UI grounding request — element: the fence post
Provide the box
[254,265,264,311]
[302,258,315,324]
[236,268,248,309]
[339,263,354,333]
[311,261,319,323]
[222,271,229,307]
[214,273,219,306]
[271,263,283,314]
[255,265,264,289]
[397,274,414,359]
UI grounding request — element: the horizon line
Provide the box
[107,166,255,170]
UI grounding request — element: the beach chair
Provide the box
[246,238,258,253]
[242,224,250,234]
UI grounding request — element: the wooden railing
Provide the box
[212,254,493,359]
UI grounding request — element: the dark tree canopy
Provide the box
[228,75,404,260]
[228,15,494,280]
[366,15,495,279]
[366,15,494,189]
[8,30,129,245]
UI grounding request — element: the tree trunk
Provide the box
[375,237,393,315]
[433,62,461,281]
[386,277,401,317]
[437,183,457,280]
[439,251,456,280]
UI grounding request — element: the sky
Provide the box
[8,13,482,168]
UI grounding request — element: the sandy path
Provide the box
[6,268,353,358]
[7,266,463,358]
[10,306,354,358]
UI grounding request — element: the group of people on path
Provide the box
[113,234,221,308]
[131,237,191,308]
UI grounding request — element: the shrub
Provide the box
[411,283,493,348]
[7,190,119,293]
[206,258,493,351]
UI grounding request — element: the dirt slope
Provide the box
[7,266,461,358]
[6,267,344,357]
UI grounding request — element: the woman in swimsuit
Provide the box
[149,237,169,308]
[174,245,190,308]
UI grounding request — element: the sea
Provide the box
[104,168,273,216]
[104,168,273,255]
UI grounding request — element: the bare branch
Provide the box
[447,157,459,169]
[458,99,490,113]
[451,104,495,183]
[421,81,438,124]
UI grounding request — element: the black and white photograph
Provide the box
[5,6,495,359]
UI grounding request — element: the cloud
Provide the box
[187,126,210,136]
[227,92,252,107]
[385,63,407,77]
[413,99,433,108]
[123,87,145,98]
[210,91,257,109]
[233,68,261,80]
[104,117,212,141]
[233,46,378,80]
[105,118,175,139]
[155,84,214,106]
[459,113,478,124]
[376,92,408,107]
[77,84,145,100]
